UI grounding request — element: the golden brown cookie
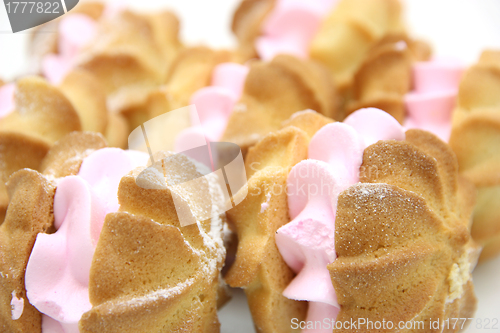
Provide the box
[59,69,108,134]
[59,68,130,148]
[281,110,334,141]
[163,47,234,110]
[346,35,430,123]
[114,87,171,132]
[231,0,431,119]
[222,55,339,153]
[80,152,227,332]
[40,131,107,178]
[330,129,479,332]
[0,77,81,145]
[78,10,181,95]
[0,72,131,216]
[225,125,312,333]
[30,4,183,146]
[0,169,55,332]
[73,9,182,134]
[0,133,49,223]
[80,212,220,333]
[232,0,276,61]
[104,112,129,149]
[228,110,479,332]
[0,132,107,333]
[117,47,232,134]
[0,73,129,220]
[450,50,500,261]
[1,133,228,332]
[0,77,81,219]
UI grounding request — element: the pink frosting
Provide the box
[343,108,406,146]
[102,0,126,20]
[211,63,249,98]
[0,83,15,119]
[25,148,148,333]
[42,14,97,84]
[189,87,235,142]
[276,108,405,332]
[256,0,338,61]
[41,315,78,333]
[404,58,464,142]
[307,123,364,189]
[174,63,249,152]
[278,161,339,306]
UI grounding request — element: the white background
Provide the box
[1,1,499,332]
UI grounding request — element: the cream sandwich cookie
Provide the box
[225,108,479,333]
[0,132,107,332]
[1,132,229,332]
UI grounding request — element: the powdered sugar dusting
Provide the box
[123,278,195,308]
[10,291,24,320]
[260,191,272,213]
[180,156,226,266]
[138,152,227,276]
[135,165,167,189]
[447,252,471,304]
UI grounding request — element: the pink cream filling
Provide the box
[174,63,249,153]
[25,148,148,333]
[256,0,338,61]
[276,108,405,332]
[0,83,16,119]
[404,58,464,142]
